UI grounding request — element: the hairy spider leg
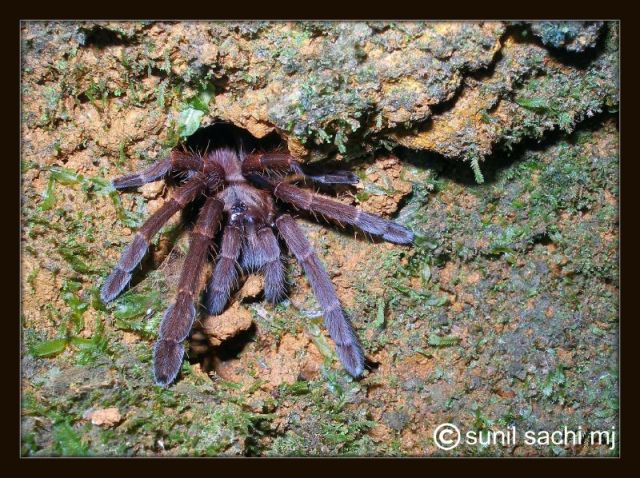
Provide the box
[241,153,302,176]
[275,214,365,377]
[153,196,225,386]
[256,226,286,303]
[203,215,244,315]
[270,181,414,244]
[100,171,224,303]
[112,151,206,189]
[242,153,358,185]
[239,218,264,271]
[239,219,286,303]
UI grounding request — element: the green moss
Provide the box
[515,96,549,112]
[58,241,93,275]
[30,338,68,358]
[107,281,167,338]
[540,365,567,403]
[52,422,91,456]
[428,334,461,348]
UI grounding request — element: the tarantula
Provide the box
[100,127,413,386]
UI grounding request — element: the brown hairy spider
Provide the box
[100,126,413,386]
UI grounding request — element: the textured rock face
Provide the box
[392,28,617,178]
[21,21,617,168]
[21,21,619,457]
[528,21,605,52]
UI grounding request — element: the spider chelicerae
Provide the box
[100,125,413,386]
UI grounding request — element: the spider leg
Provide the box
[239,219,262,271]
[204,218,243,315]
[113,152,204,189]
[241,221,285,303]
[304,170,359,185]
[242,153,302,176]
[100,173,221,303]
[257,227,286,303]
[243,153,358,185]
[275,214,364,377]
[154,196,224,386]
[270,181,414,245]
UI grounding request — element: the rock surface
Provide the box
[22,21,617,167]
[21,21,618,457]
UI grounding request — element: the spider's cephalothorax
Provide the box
[100,143,413,386]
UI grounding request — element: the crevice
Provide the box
[78,25,137,49]
[394,110,618,187]
[512,21,610,69]
[189,323,258,377]
[182,121,285,155]
[214,322,258,362]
